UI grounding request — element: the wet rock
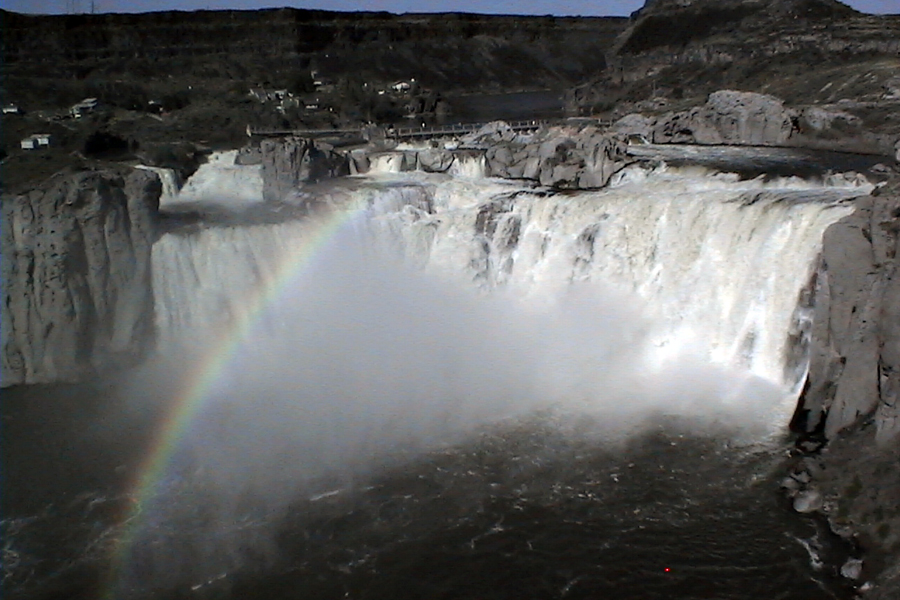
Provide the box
[792,470,812,485]
[417,148,456,173]
[235,146,262,166]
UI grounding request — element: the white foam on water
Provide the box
[162,150,263,208]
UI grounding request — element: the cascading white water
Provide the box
[177,150,264,207]
[139,151,264,210]
[136,165,181,205]
[133,160,871,593]
[151,163,867,436]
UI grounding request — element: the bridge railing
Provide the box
[248,118,616,140]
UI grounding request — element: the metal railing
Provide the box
[248,118,615,140]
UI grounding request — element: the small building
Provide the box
[249,88,293,103]
[70,97,98,118]
[391,81,411,93]
[3,104,22,115]
[20,133,52,149]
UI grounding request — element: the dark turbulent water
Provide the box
[2,384,854,600]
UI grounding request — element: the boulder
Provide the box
[480,124,632,189]
[612,113,656,142]
[799,106,861,133]
[1,168,160,385]
[260,138,350,202]
[417,148,456,173]
[652,90,797,146]
[841,558,864,580]
[461,120,519,146]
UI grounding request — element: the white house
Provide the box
[3,104,22,115]
[70,97,98,118]
[20,133,51,149]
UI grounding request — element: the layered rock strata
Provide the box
[1,169,160,386]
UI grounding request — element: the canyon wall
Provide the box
[800,180,900,445]
[0,8,624,97]
[1,169,160,386]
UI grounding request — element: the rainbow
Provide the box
[106,202,371,597]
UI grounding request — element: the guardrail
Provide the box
[390,120,548,138]
[248,118,615,140]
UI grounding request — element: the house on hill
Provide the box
[20,133,52,149]
[70,98,98,118]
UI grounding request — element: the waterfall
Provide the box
[130,162,871,594]
[139,151,264,210]
[177,150,264,207]
[151,164,867,434]
[136,164,181,205]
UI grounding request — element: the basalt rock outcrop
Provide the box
[651,90,798,146]
[613,90,798,146]
[1,168,160,386]
[260,138,350,202]
[470,122,634,188]
[260,123,634,192]
[798,179,900,445]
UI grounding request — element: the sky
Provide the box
[2,0,898,16]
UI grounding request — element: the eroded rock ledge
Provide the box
[1,168,160,386]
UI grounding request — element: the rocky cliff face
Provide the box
[0,8,624,102]
[1,169,160,386]
[570,0,900,114]
[799,180,900,445]
[260,138,350,203]
[473,122,633,188]
[613,90,798,146]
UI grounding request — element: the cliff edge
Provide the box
[1,169,160,386]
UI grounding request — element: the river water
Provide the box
[0,383,856,600]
